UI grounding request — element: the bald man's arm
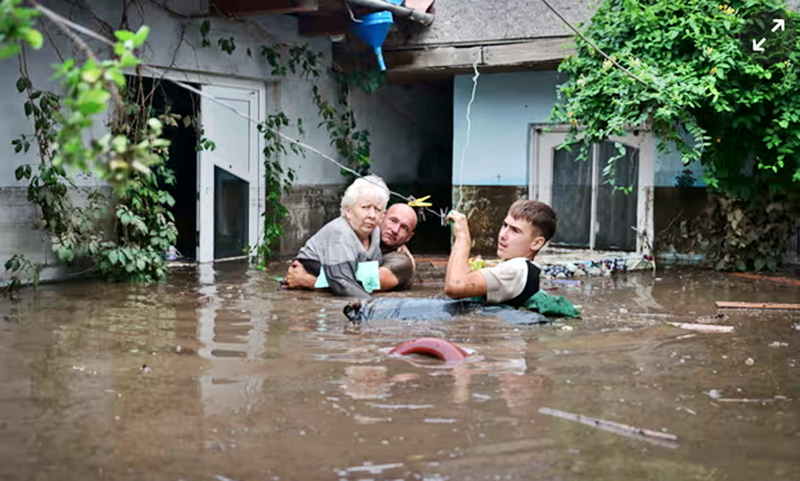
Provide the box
[286,259,400,291]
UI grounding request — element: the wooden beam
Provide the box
[380,37,574,73]
[384,46,482,71]
[716,301,800,310]
[212,0,318,16]
[298,13,350,37]
[728,272,800,286]
[483,37,575,67]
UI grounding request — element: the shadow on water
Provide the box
[0,261,799,480]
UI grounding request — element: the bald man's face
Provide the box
[380,204,417,249]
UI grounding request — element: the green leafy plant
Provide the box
[312,84,372,182]
[3,254,40,296]
[253,113,303,266]
[0,0,42,58]
[551,0,800,269]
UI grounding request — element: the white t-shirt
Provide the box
[478,257,538,304]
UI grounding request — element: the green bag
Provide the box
[523,290,580,318]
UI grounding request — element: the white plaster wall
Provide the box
[0,0,343,280]
[453,69,706,188]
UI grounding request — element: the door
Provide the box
[197,85,261,263]
[531,129,654,252]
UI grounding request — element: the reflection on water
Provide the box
[0,263,799,480]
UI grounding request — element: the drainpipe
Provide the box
[347,0,434,26]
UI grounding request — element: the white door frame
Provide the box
[529,126,655,253]
[147,69,267,263]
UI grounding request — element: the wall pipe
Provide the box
[346,0,434,26]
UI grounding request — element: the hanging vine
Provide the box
[2,3,380,290]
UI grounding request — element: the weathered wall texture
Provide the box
[387,0,596,48]
[279,185,344,256]
[453,185,529,256]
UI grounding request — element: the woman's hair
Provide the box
[340,175,390,217]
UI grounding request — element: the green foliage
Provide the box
[218,36,235,55]
[312,84,372,182]
[5,63,178,290]
[260,43,323,79]
[199,19,211,47]
[0,0,41,59]
[253,112,302,266]
[48,26,165,186]
[3,254,39,296]
[552,0,800,268]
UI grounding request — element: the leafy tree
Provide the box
[551,0,800,270]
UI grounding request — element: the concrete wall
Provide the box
[388,0,595,48]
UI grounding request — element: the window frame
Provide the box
[529,125,655,253]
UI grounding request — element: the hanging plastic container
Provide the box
[352,10,394,71]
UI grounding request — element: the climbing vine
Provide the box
[312,82,372,183]
[2,2,380,289]
[198,19,374,264]
[551,0,800,270]
[2,0,181,290]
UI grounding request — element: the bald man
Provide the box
[285,203,418,291]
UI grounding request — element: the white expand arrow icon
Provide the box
[772,19,785,32]
[753,38,766,51]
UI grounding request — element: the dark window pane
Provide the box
[214,166,249,259]
[550,145,592,248]
[595,142,639,251]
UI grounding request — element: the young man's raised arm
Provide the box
[444,211,488,299]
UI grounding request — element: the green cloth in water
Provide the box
[524,290,580,318]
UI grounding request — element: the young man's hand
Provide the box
[284,260,317,289]
[446,210,470,238]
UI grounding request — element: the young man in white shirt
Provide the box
[444,200,557,307]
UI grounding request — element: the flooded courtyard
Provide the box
[1,263,798,480]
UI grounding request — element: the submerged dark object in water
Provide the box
[390,337,470,363]
[343,298,549,325]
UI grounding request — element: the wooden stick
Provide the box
[538,407,678,448]
[716,301,800,310]
[728,272,800,287]
[668,322,734,333]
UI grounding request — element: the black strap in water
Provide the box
[505,261,541,308]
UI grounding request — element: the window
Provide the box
[531,128,654,252]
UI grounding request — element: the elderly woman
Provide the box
[290,174,390,298]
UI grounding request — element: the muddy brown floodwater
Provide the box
[1,262,799,481]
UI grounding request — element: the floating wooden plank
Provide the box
[728,272,800,287]
[668,322,734,333]
[716,301,800,310]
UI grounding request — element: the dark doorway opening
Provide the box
[128,76,200,259]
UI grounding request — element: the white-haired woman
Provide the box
[289,174,390,298]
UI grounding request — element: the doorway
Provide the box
[129,75,199,259]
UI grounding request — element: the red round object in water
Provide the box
[389,338,469,362]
